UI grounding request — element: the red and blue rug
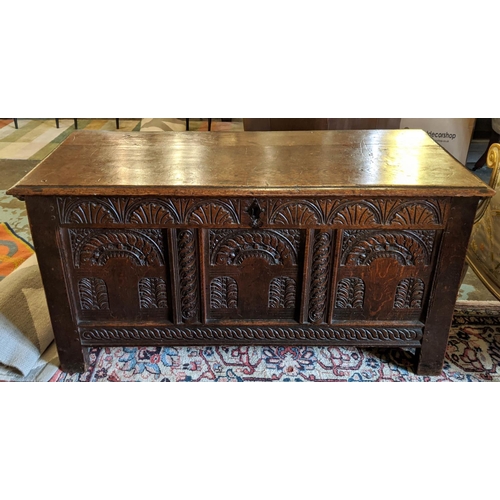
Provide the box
[50,304,500,381]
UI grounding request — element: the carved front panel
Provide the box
[333,229,438,321]
[205,229,304,321]
[56,196,446,337]
[63,228,172,323]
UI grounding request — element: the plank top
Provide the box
[7,129,494,198]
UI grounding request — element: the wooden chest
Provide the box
[7,129,494,375]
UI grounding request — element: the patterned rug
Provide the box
[0,222,34,281]
[50,302,500,382]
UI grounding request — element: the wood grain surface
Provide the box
[7,130,494,198]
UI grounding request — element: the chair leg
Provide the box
[55,119,60,128]
[13,119,18,129]
[116,118,120,129]
[74,119,78,130]
[186,118,190,131]
[473,130,500,170]
[208,118,212,131]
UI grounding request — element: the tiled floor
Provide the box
[0,118,497,301]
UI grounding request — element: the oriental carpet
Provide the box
[50,303,500,382]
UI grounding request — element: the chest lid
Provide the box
[7,129,494,199]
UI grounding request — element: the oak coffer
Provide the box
[7,129,494,375]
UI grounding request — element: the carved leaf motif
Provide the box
[78,278,109,310]
[394,278,425,309]
[128,202,176,225]
[335,278,365,309]
[138,278,168,309]
[58,198,120,224]
[187,202,238,225]
[388,202,441,226]
[269,202,321,225]
[210,277,238,309]
[72,202,116,224]
[269,277,297,308]
[329,203,378,225]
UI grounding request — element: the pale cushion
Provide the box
[0,254,59,381]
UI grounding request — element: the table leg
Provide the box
[25,197,88,373]
[415,197,478,375]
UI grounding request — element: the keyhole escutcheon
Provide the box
[247,199,264,228]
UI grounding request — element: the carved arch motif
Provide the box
[70,229,164,267]
[341,230,435,266]
[210,230,300,266]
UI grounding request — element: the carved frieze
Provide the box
[138,278,168,309]
[335,278,365,309]
[268,277,297,308]
[78,277,109,310]
[340,230,435,266]
[58,197,445,228]
[80,325,422,343]
[69,229,165,267]
[394,278,425,309]
[58,197,241,225]
[210,277,238,309]
[266,198,444,227]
